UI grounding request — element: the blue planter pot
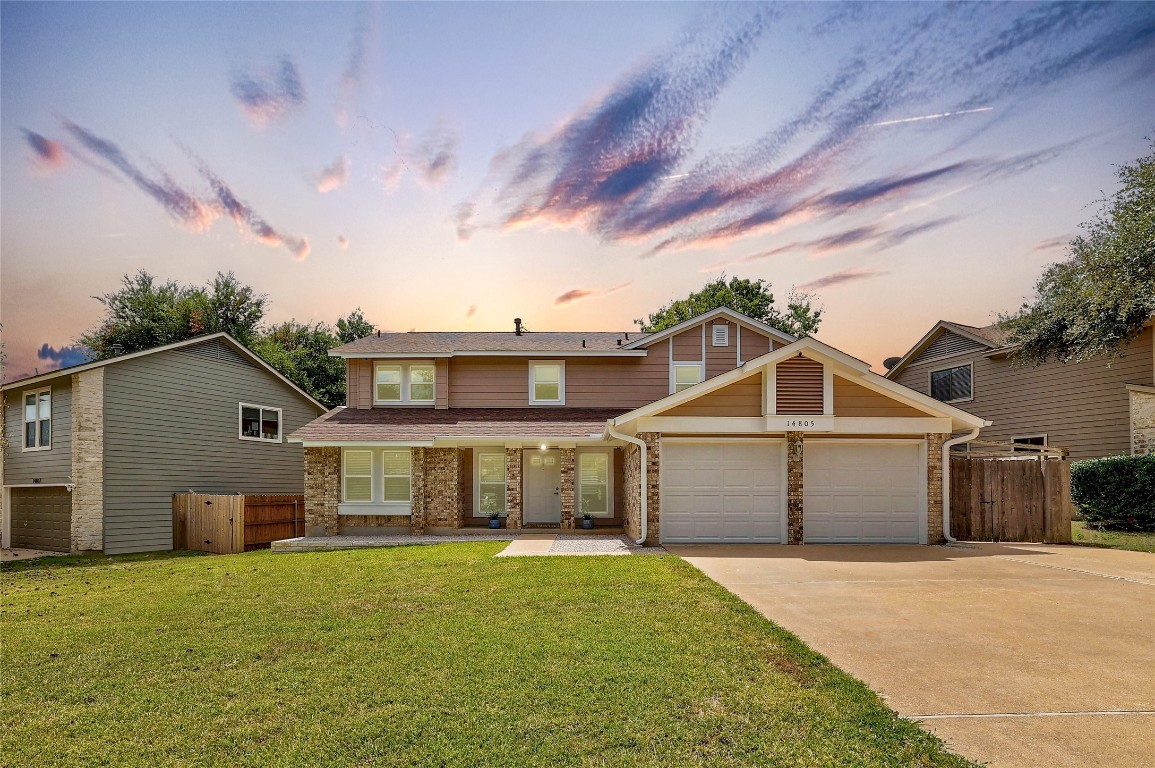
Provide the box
[581,518,595,529]
[488,518,503,529]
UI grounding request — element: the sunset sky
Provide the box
[2,1,1153,380]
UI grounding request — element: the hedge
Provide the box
[1071,454,1155,531]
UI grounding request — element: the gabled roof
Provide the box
[329,331,648,358]
[1,333,327,411]
[612,335,988,431]
[884,320,1005,379]
[621,307,796,350]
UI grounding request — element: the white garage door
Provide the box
[661,441,784,543]
[804,441,923,543]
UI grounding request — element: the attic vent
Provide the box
[775,356,824,414]
[712,324,729,347]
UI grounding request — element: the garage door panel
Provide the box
[804,442,922,544]
[10,487,72,552]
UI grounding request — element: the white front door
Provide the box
[660,441,786,543]
[803,441,924,543]
[523,450,561,524]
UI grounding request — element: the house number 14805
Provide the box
[785,419,817,428]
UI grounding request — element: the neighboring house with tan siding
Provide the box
[0,334,325,554]
[290,308,986,546]
[885,320,1155,459]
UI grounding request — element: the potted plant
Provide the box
[488,511,503,529]
[581,512,595,530]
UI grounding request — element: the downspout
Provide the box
[941,427,983,543]
[605,423,648,546]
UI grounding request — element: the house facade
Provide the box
[292,309,985,545]
[1,334,325,554]
[886,321,1155,459]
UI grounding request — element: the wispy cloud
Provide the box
[466,304,477,319]
[798,267,890,292]
[336,4,376,127]
[1034,234,1074,252]
[230,56,306,126]
[380,125,459,190]
[37,343,90,370]
[316,156,349,193]
[337,235,349,249]
[24,130,66,171]
[197,162,310,260]
[554,281,633,306]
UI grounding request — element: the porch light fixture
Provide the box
[540,443,548,451]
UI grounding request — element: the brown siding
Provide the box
[833,375,926,417]
[664,373,763,417]
[435,358,449,409]
[672,326,703,361]
[705,320,738,378]
[892,327,1154,459]
[776,356,824,414]
[738,322,772,362]
[347,359,372,409]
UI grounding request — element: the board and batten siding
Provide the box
[102,338,321,554]
[2,380,73,485]
[893,326,1154,459]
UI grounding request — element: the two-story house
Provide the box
[885,320,1155,459]
[291,308,986,546]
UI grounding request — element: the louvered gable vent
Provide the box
[915,331,986,364]
[775,356,824,414]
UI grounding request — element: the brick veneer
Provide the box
[409,448,428,534]
[622,442,642,541]
[621,433,660,544]
[505,448,522,530]
[786,431,804,545]
[560,448,575,529]
[423,447,461,529]
[304,446,341,536]
[71,369,104,552]
[926,433,948,544]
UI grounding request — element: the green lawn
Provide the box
[2,544,973,767]
[1072,521,1155,553]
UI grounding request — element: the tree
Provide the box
[1000,140,1155,364]
[335,308,376,344]
[252,321,346,408]
[636,275,822,337]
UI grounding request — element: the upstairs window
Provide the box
[23,388,51,451]
[673,363,703,393]
[529,361,564,405]
[929,364,972,403]
[374,362,436,404]
[239,403,282,442]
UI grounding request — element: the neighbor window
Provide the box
[1012,435,1047,453]
[673,363,703,393]
[578,452,611,517]
[239,403,282,442]
[343,449,373,502]
[929,364,972,403]
[22,388,51,450]
[374,362,436,404]
[529,361,564,405]
[476,450,508,517]
[381,449,412,503]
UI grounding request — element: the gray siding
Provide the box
[2,380,73,485]
[893,327,1154,459]
[913,330,988,365]
[102,339,321,554]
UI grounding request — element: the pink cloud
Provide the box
[316,156,349,193]
[24,131,66,171]
[337,235,349,249]
[554,289,594,306]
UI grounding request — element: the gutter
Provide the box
[605,422,648,546]
[941,426,985,543]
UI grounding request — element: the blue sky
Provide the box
[2,1,1153,380]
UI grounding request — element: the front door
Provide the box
[523,449,562,525]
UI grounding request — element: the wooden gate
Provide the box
[949,454,1073,543]
[173,493,304,554]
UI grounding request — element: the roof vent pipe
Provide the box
[377,330,381,337]
[616,339,622,346]
[514,318,523,336]
[581,339,586,348]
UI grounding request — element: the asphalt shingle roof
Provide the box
[330,331,649,356]
[941,321,1011,347]
[291,407,626,442]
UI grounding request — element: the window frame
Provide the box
[577,449,614,518]
[238,402,283,443]
[474,448,509,517]
[380,448,413,504]
[927,362,973,404]
[21,387,52,452]
[672,362,704,394]
[342,449,374,503]
[373,361,436,405]
[528,360,565,406]
[339,447,414,513]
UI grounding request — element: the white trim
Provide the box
[474,447,508,518]
[822,363,834,416]
[927,361,974,404]
[764,362,775,416]
[238,402,283,443]
[736,325,742,365]
[329,350,648,359]
[292,439,435,447]
[20,387,52,452]
[528,360,565,405]
[0,332,326,412]
[885,321,996,379]
[635,415,953,434]
[576,447,614,518]
[671,362,705,394]
[623,307,796,349]
[701,323,707,362]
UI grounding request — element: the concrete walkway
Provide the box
[1,548,68,562]
[671,542,1155,768]
[272,533,517,552]
[495,533,663,557]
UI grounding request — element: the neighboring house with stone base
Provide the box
[886,320,1155,459]
[0,334,325,554]
[290,308,986,546]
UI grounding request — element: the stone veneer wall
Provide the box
[71,368,104,552]
[1131,388,1155,456]
[560,448,575,529]
[926,433,948,544]
[786,431,804,545]
[505,448,522,530]
[622,442,642,541]
[304,446,340,536]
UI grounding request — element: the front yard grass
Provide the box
[1072,521,1155,553]
[2,544,974,767]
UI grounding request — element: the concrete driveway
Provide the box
[670,542,1155,768]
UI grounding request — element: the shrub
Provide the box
[1071,454,1155,531]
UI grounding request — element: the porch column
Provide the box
[410,448,427,535]
[927,433,948,544]
[423,447,462,529]
[304,447,340,537]
[786,431,804,545]
[505,448,523,530]
[560,448,576,529]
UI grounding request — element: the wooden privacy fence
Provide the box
[173,493,305,554]
[949,456,1073,543]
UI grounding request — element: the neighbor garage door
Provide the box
[804,441,922,543]
[9,486,72,552]
[661,441,784,543]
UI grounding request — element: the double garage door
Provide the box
[660,440,923,544]
[9,486,72,552]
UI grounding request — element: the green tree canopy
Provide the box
[252,321,346,408]
[636,276,822,337]
[1000,139,1155,364]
